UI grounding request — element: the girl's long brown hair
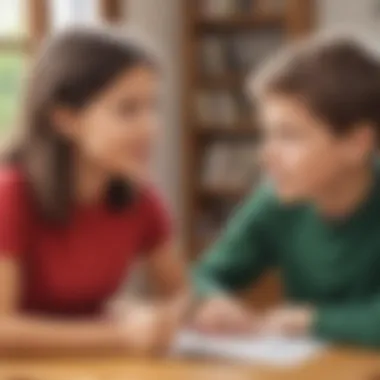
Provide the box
[4,28,158,224]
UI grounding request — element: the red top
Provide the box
[0,167,171,316]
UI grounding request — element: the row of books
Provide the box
[197,90,238,126]
[201,141,261,190]
[196,89,252,126]
[200,31,283,76]
[200,0,286,18]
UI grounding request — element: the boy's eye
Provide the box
[275,122,307,139]
[260,122,308,145]
[279,129,303,140]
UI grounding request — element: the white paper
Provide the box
[172,330,326,367]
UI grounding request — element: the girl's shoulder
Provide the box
[0,165,34,212]
[132,185,172,228]
[0,165,27,191]
[135,185,170,214]
[133,185,172,250]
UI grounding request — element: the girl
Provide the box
[0,28,187,354]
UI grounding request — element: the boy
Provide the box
[193,37,380,347]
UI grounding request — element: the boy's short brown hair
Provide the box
[252,36,380,139]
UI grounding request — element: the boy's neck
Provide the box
[315,165,375,220]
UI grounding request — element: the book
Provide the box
[200,36,227,76]
[201,142,232,188]
[237,0,253,13]
[254,0,286,14]
[227,141,260,189]
[233,33,258,71]
[201,0,237,18]
[196,90,216,125]
[250,30,283,67]
[225,35,242,72]
[196,90,238,126]
[201,141,259,191]
[227,31,283,74]
[215,91,238,126]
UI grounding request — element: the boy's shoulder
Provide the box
[244,181,309,224]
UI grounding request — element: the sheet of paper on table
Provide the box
[172,329,327,367]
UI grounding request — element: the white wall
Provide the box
[317,0,376,30]
[125,0,184,231]
[317,0,380,41]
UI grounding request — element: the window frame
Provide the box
[0,0,124,129]
[28,0,124,44]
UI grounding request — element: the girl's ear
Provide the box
[51,106,79,140]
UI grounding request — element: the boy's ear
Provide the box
[346,123,377,162]
[51,106,79,140]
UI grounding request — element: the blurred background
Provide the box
[1,0,380,259]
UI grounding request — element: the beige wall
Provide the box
[125,0,184,235]
[317,0,377,30]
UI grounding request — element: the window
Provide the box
[0,0,123,133]
[51,0,101,31]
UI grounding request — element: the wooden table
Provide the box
[0,348,379,380]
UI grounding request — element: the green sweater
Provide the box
[194,176,380,348]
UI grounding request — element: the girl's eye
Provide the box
[116,99,141,116]
[115,97,160,117]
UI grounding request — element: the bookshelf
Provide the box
[197,13,285,30]
[182,0,314,258]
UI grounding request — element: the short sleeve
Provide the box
[0,168,30,256]
[139,187,172,253]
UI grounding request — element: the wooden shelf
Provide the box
[196,13,284,31]
[197,126,257,139]
[198,73,245,88]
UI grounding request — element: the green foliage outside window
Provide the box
[0,53,25,133]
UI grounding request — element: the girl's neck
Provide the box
[73,154,110,206]
[315,165,375,220]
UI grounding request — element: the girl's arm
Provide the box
[143,239,191,347]
[101,240,190,354]
[129,190,191,316]
[144,240,189,301]
[0,257,163,354]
